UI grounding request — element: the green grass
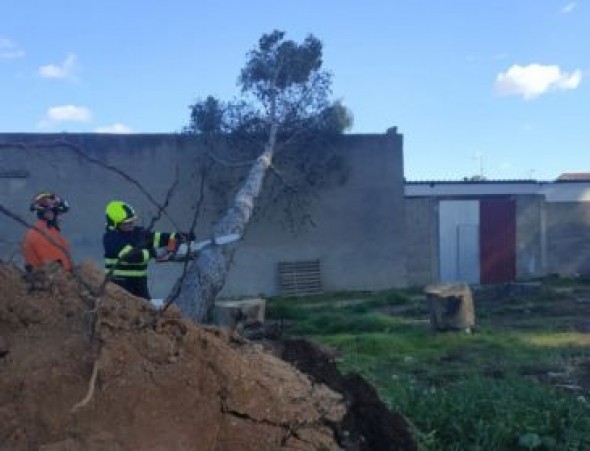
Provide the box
[267,284,590,450]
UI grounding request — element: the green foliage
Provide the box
[185,30,352,136]
[184,95,225,135]
[240,30,323,93]
[183,30,354,233]
[265,298,310,322]
[401,377,590,450]
[295,312,399,335]
[314,100,354,134]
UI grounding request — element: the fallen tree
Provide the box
[174,30,352,322]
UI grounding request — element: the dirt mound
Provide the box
[0,262,352,450]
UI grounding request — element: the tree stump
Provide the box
[424,283,475,332]
[213,298,266,333]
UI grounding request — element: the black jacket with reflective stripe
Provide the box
[103,226,175,278]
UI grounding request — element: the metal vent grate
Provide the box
[278,260,322,295]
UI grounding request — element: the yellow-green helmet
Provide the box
[105,200,136,228]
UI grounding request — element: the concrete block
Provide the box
[213,298,266,331]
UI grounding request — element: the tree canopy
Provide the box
[184,30,352,139]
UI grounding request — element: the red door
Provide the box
[480,198,516,284]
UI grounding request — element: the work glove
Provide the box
[155,233,194,262]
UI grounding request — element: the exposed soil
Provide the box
[280,339,418,451]
[0,261,416,450]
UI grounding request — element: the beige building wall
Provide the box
[0,132,406,298]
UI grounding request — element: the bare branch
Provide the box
[206,150,255,168]
[0,139,182,230]
[268,164,297,191]
[161,165,208,312]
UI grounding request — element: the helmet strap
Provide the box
[36,208,60,230]
[44,216,60,230]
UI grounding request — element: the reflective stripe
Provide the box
[111,248,151,263]
[105,261,148,269]
[154,232,177,249]
[106,269,148,277]
[118,244,134,258]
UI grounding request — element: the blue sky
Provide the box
[1,1,588,181]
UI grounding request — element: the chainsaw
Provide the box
[155,232,241,263]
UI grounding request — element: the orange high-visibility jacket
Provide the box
[22,220,72,271]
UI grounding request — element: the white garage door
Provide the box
[439,200,480,284]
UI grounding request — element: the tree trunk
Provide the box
[173,124,278,322]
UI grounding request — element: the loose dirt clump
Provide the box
[0,261,363,450]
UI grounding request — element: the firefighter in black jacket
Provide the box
[103,200,193,299]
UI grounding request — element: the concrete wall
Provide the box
[545,202,590,276]
[405,197,438,286]
[225,132,407,297]
[537,182,590,276]
[0,132,406,298]
[540,183,590,202]
[515,195,544,278]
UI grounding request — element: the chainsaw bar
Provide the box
[162,232,241,262]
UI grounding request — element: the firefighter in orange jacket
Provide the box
[22,192,73,272]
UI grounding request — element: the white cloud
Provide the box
[561,2,577,13]
[494,64,582,100]
[47,105,91,122]
[94,123,133,134]
[0,37,25,59]
[39,53,77,79]
[37,105,92,129]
